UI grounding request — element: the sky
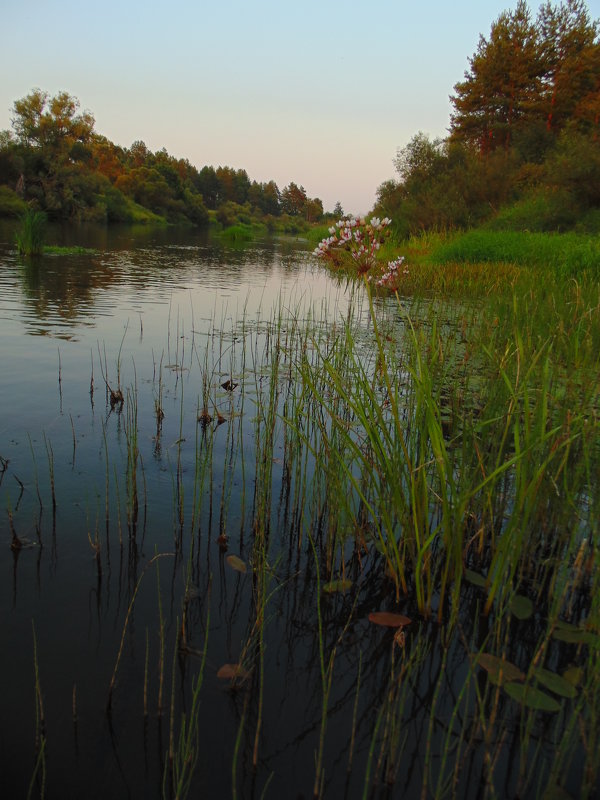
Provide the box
[1,0,599,215]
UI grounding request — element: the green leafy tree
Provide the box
[129,140,151,167]
[12,89,94,153]
[91,135,128,183]
[281,182,307,215]
[262,180,281,216]
[9,89,97,217]
[543,125,600,206]
[196,166,220,208]
[304,197,323,222]
[394,132,445,183]
[1,88,308,227]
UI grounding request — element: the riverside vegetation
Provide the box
[0,213,597,798]
[1,1,600,796]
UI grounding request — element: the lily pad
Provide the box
[542,784,573,800]
[563,666,583,687]
[552,627,597,645]
[368,611,411,628]
[504,681,561,712]
[322,579,352,594]
[509,594,533,620]
[554,619,578,630]
[464,569,487,588]
[226,554,247,574]
[532,667,577,699]
[477,653,525,686]
[217,663,250,682]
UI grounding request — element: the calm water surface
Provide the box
[0,223,587,800]
[0,223,384,799]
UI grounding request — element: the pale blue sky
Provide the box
[1,0,599,214]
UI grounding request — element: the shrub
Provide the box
[0,185,27,218]
[487,189,580,232]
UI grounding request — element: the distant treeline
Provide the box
[0,89,325,228]
[375,0,600,236]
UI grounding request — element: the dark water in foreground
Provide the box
[0,223,375,799]
[0,223,591,800]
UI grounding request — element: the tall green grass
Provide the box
[7,263,599,798]
[431,229,600,274]
[15,210,46,256]
[295,268,600,623]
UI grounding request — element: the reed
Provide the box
[169,585,211,798]
[4,254,599,797]
[124,385,139,535]
[107,552,173,712]
[293,268,599,631]
[42,434,56,516]
[27,622,46,800]
[16,210,46,256]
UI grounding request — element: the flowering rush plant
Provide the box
[371,256,409,288]
[313,216,408,288]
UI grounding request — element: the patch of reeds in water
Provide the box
[15,210,47,256]
[4,264,599,799]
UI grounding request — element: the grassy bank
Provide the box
[430,229,600,274]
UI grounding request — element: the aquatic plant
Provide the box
[15,210,46,256]
[2,234,599,798]
[313,215,392,273]
[314,216,412,294]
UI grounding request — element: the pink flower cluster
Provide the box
[372,256,409,288]
[313,216,392,274]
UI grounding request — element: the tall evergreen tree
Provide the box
[451,1,600,150]
[450,1,543,151]
[538,0,600,133]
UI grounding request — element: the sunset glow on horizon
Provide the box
[2,0,599,215]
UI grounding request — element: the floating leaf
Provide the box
[504,681,561,712]
[217,663,250,681]
[226,555,247,574]
[542,784,573,800]
[322,579,352,594]
[554,619,578,630]
[510,594,533,620]
[368,612,411,628]
[563,666,583,687]
[552,627,597,645]
[477,653,525,686]
[464,569,487,588]
[532,667,577,699]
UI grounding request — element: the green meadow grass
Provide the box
[430,229,600,274]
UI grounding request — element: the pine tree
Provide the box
[538,0,600,133]
[450,1,542,151]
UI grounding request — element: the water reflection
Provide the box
[0,222,320,338]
